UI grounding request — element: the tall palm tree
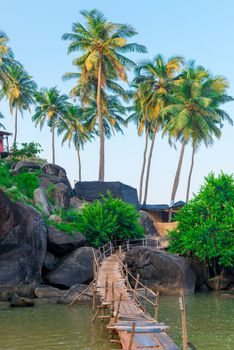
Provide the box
[0,111,5,129]
[0,31,11,85]
[163,64,233,206]
[33,87,69,164]
[58,105,93,181]
[133,55,184,204]
[0,63,37,144]
[62,9,147,181]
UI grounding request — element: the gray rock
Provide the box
[59,284,92,304]
[54,183,70,210]
[43,251,58,271]
[0,199,47,286]
[42,164,67,178]
[124,247,196,295]
[10,294,35,307]
[0,285,34,301]
[34,285,65,298]
[13,161,42,174]
[47,226,86,255]
[34,187,52,215]
[0,190,21,243]
[69,197,87,210]
[139,211,158,236]
[45,247,95,288]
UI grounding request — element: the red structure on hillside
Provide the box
[0,130,12,159]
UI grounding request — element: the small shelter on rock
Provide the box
[0,130,12,159]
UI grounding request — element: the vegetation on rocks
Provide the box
[169,172,234,275]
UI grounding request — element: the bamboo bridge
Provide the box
[91,239,181,350]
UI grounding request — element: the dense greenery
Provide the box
[0,160,40,201]
[169,173,234,272]
[10,142,44,162]
[49,193,144,247]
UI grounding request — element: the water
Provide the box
[0,293,233,350]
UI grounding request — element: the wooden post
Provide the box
[111,282,115,317]
[127,239,129,251]
[179,289,188,350]
[133,274,140,301]
[104,275,109,301]
[127,322,136,350]
[92,285,97,313]
[114,293,122,323]
[154,291,159,321]
[144,289,148,313]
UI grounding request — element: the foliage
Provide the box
[169,172,234,271]
[10,142,44,162]
[46,183,56,206]
[0,160,40,201]
[76,193,144,247]
[47,209,81,234]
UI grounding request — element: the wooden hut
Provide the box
[141,201,185,236]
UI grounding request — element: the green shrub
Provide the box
[46,183,56,205]
[14,171,40,199]
[0,161,12,188]
[10,142,45,163]
[169,172,234,273]
[76,193,144,247]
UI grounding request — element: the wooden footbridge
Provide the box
[91,239,181,350]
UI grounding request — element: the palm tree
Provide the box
[163,64,233,206]
[133,55,184,204]
[58,105,93,180]
[62,9,147,181]
[0,111,5,129]
[0,63,37,144]
[33,87,69,164]
[0,31,11,85]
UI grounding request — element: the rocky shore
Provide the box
[0,161,233,306]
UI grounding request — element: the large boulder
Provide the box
[0,190,21,243]
[13,161,42,174]
[45,247,95,288]
[124,247,196,295]
[10,294,35,307]
[34,187,52,215]
[47,226,87,255]
[34,285,65,298]
[139,211,158,236]
[54,183,70,210]
[59,284,92,304]
[74,181,139,209]
[69,197,87,210]
[0,196,47,286]
[39,163,72,193]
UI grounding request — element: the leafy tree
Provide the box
[58,105,94,180]
[0,63,37,144]
[10,142,43,162]
[33,87,69,164]
[62,9,147,181]
[169,172,234,275]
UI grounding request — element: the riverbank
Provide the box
[0,292,233,350]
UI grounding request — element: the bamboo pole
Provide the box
[111,282,115,317]
[127,322,136,350]
[179,289,188,350]
[114,293,122,323]
[104,275,109,301]
[144,289,148,313]
[133,274,140,301]
[154,291,159,321]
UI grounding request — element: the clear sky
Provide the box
[1,0,234,203]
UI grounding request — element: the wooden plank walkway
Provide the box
[95,252,179,350]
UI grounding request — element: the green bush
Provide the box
[10,142,45,163]
[169,172,234,273]
[0,160,40,201]
[76,193,144,247]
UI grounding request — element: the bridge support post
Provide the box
[127,322,136,350]
[179,289,188,350]
[154,292,159,321]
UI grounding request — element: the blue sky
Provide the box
[1,0,234,203]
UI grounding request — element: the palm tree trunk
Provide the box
[170,140,186,205]
[77,144,81,181]
[186,145,195,202]
[52,117,55,164]
[139,126,149,204]
[14,107,18,145]
[143,125,157,205]
[97,58,105,181]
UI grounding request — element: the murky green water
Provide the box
[0,293,233,350]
